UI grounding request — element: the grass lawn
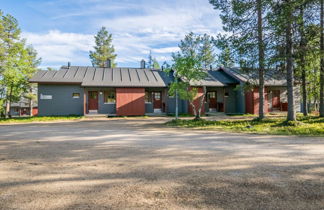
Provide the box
[0,116,83,124]
[166,115,324,136]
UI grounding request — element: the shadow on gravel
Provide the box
[0,120,324,209]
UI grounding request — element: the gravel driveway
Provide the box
[0,118,323,209]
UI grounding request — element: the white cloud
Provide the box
[152,47,179,54]
[23,0,223,68]
[22,30,94,66]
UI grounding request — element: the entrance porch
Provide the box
[144,88,167,114]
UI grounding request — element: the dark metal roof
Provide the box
[30,66,171,87]
[190,71,227,87]
[222,67,287,86]
[208,70,239,84]
[30,65,286,88]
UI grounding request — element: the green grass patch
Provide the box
[0,115,83,124]
[165,116,324,136]
[225,113,256,117]
[167,113,196,117]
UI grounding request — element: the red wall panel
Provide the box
[245,91,254,114]
[116,88,145,116]
[188,87,205,115]
[245,88,269,115]
[32,108,38,116]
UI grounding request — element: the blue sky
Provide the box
[1,0,222,69]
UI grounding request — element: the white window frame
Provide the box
[40,94,52,100]
[72,93,80,99]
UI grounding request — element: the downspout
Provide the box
[173,71,179,120]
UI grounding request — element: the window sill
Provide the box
[104,102,116,105]
[145,102,152,104]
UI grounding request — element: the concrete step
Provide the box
[85,114,108,118]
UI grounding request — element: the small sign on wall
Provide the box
[40,94,52,100]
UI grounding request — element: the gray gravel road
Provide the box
[0,118,323,209]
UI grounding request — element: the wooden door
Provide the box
[88,91,98,110]
[153,92,162,109]
[272,90,280,109]
[208,91,217,109]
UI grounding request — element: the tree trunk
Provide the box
[257,0,265,119]
[285,0,296,121]
[320,0,324,117]
[29,98,33,117]
[5,100,10,119]
[197,86,207,119]
[299,5,308,116]
[189,101,198,119]
[5,86,13,119]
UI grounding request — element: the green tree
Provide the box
[209,0,270,119]
[294,1,319,116]
[0,11,41,118]
[268,0,312,121]
[152,58,160,69]
[0,12,22,118]
[146,51,160,69]
[89,27,117,67]
[284,0,296,121]
[168,53,207,120]
[147,50,153,68]
[320,0,324,116]
[217,47,235,68]
[198,34,216,68]
[168,32,217,119]
[24,46,41,116]
[167,32,214,119]
[179,32,216,68]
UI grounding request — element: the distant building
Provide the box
[4,98,38,116]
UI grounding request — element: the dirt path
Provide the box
[0,119,323,209]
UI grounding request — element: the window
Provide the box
[72,93,80,98]
[104,89,116,103]
[207,92,216,99]
[153,92,161,100]
[40,94,52,100]
[89,91,97,99]
[145,91,152,103]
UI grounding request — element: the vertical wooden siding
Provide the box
[116,88,145,116]
[245,88,269,114]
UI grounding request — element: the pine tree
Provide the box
[0,12,23,118]
[179,32,215,69]
[198,34,215,68]
[147,50,153,68]
[152,58,160,69]
[257,0,265,119]
[24,46,41,116]
[284,0,297,121]
[320,0,324,116]
[89,27,117,67]
[209,0,269,119]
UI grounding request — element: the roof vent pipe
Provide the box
[67,62,71,68]
[140,59,146,68]
[105,59,111,68]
